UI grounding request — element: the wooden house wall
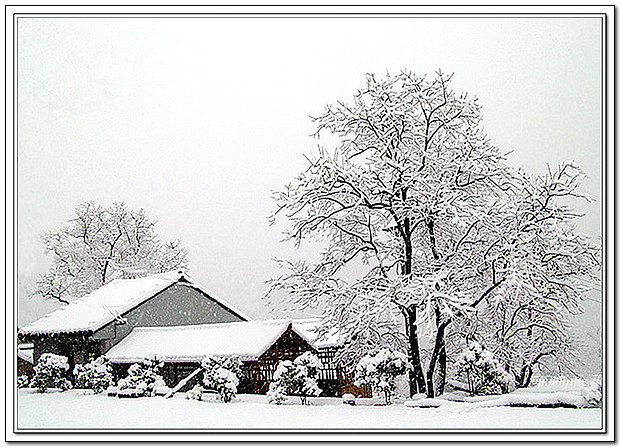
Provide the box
[29,333,99,377]
[17,356,34,377]
[110,342,371,398]
[248,326,317,394]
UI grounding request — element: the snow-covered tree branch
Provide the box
[36,201,189,304]
[267,71,600,398]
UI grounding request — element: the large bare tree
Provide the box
[267,71,599,397]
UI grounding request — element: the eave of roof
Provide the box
[105,319,315,364]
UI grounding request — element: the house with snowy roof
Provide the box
[104,318,351,396]
[19,270,367,397]
[19,270,250,373]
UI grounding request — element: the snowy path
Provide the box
[16,390,602,431]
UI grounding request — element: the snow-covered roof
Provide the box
[19,271,251,336]
[17,345,33,364]
[291,319,344,349]
[105,319,317,363]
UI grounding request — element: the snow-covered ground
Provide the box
[17,389,602,431]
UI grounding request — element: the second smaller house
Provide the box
[17,343,34,377]
[105,319,352,396]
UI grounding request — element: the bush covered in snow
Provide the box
[342,393,356,405]
[117,356,166,397]
[354,348,408,405]
[456,341,514,396]
[185,384,204,401]
[267,351,322,405]
[30,353,72,393]
[582,378,602,408]
[201,356,242,403]
[17,375,30,389]
[73,357,115,394]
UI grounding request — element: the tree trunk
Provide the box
[425,318,450,398]
[436,342,447,395]
[400,213,426,397]
[404,312,417,395]
[405,306,426,396]
[517,364,533,388]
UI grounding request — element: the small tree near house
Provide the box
[456,341,514,396]
[73,356,115,394]
[355,348,409,405]
[117,356,166,397]
[201,356,242,403]
[30,353,72,393]
[267,351,322,405]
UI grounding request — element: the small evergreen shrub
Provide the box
[355,348,408,405]
[456,341,514,395]
[17,375,30,389]
[201,356,241,403]
[73,357,115,393]
[117,355,165,397]
[30,353,72,393]
[582,377,602,408]
[267,351,322,405]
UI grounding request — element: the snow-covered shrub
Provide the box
[117,356,165,397]
[582,378,602,408]
[73,357,114,393]
[267,351,322,405]
[266,381,287,405]
[342,393,356,405]
[456,341,514,396]
[185,384,203,401]
[201,356,241,403]
[30,353,72,393]
[17,375,30,389]
[354,348,408,405]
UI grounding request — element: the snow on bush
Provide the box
[354,348,408,405]
[201,356,241,403]
[456,341,514,396]
[30,353,72,393]
[342,393,356,405]
[267,351,322,405]
[582,378,602,408]
[17,375,30,389]
[73,357,114,394]
[185,384,203,401]
[117,356,165,397]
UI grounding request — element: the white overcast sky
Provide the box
[17,16,602,321]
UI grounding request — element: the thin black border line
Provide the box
[4,4,7,444]
[9,10,609,438]
[8,8,610,438]
[8,13,610,17]
[11,9,18,439]
[601,7,610,437]
[2,4,615,9]
[9,9,610,438]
